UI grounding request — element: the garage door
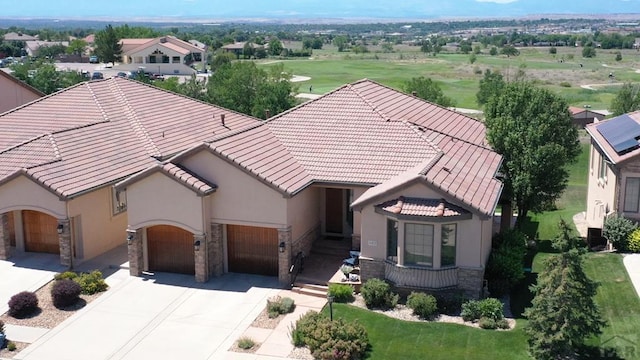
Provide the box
[147,225,195,275]
[22,210,59,254]
[227,225,278,276]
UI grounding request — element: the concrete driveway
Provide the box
[14,271,281,360]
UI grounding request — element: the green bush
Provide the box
[237,337,255,350]
[54,271,78,281]
[628,228,640,253]
[7,341,17,351]
[479,317,497,329]
[485,229,527,297]
[559,82,571,88]
[75,271,108,295]
[291,311,369,360]
[328,284,354,303]
[435,292,466,315]
[496,318,510,329]
[361,278,398,310]
[267,296,296,318]
[603,215,637,252]
[462,298,504,322]
[406,292,438,319]
[461,300,481,322]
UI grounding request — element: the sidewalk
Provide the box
[623,254,640,298]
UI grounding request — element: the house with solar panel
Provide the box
[0,77,503,298]
[585,111,640,244]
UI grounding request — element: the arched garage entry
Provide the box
[146,225,195,275]
[22,210,60,254]
[227,225,278,276]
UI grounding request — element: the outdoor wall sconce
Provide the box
[57,224,64,234]
[194,240,201,251]
[278,241,286,253]
[126,234,134,245]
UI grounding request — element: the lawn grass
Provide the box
[325,304,530,360]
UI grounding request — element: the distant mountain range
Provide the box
[3,0,640,21]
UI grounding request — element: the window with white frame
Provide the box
[404,223,433,267]
[441,224,457,267]
[598,153,608,181]
[386,219,398,262]
[111,187,127,215]
[624,177,640,213]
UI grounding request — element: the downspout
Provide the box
[65,199,73,269]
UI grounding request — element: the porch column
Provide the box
[58,218,72,268]
[0,213,11,260]
[127,228,144,276]
[351,234,361,251]
[278,226,292,287]
[210,223,224,277]
[194,233,208,283]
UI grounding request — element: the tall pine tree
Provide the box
[94,24,122,66]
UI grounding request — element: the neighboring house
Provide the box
[221,42,263,57]
[0,77,260,268]
[0,70,44,114]
[585,111,640,243]
[116,79,503,297]
[24,41,69,57]
[569,106,606,128]
[3,32,37,42]
[119,36,207,75]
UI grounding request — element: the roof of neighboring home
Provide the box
[569,106,605,116]
[200,79,502,216]
[221,42,262,50]
[0,70,45,105]
[586,110,640,164]
[25,41,69,51]
[0,77,260,198]
[84,34,95,43]
[3,32,37,41]
[121,36,204,55]
[377,197,470,217]
[117,162,216,196]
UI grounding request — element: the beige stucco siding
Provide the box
[586,144,617,228]
[0,176,66,218]
[181,150,287,228]
[126,172,204,234]
[287,186,320,240]
[67,186,127,261]
[0,75,41,113]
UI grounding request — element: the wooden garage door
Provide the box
[227,225,278,276]
[22,210,59,254]
[147,225,195,275]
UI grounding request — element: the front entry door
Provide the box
[325,188,344,234]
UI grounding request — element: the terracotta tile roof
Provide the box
[569,106,585,115]
[0,77,260,198]
[116,162,216,196]
[586,110,640,164]
[124,36,203,55]
[377,197,470,217]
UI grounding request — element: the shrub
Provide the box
[292,311,369,360]
[237,337,255,350]
[477,297,504,320]
[328,284,354,303]
[406,292,438,319]
[54,271,78,281]
[0,319,4,334]
[8,291,38,318]
[76,271,108,295]
[7,341,16,351]
[485,229,527,297]
[603,215,637,252]
[559,82,571,88]
[497,318,510,329]
[435,292,465,315]
[461,300,481,322]
[479,317,497,329]
[266,296,295,318]
[628,228,640,253]
[51,279,81,308]
[361,278,398,310]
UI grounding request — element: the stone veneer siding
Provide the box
[194,233,208,283]
[457,267,485,299]
[127,228,144,276]
[210,223,224,277]
[359,257,385,282]
[292,223,320,258]
[0,213,11,260]
[58,218,72,268]
[278,226,292,287]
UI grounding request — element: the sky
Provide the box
[2,0,640,20]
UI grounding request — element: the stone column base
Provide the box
[127,228,144,276]
[194,233,208,283]
[457,267,485,299]
[210,223,224,277]
[0,213,11,260]
[58,219,72,268]
[359,257,385,283]
[278,226,292,287]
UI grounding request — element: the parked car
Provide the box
[116,72,128,78]
[91,72,104,80]
[89,55,98,63]
[151,73,165,81]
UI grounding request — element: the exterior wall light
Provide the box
[126,229,136,245]
[194,240,201,251]
[57,224,64,234]
[278,241,286,253]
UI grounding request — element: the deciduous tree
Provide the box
[66,39,87,56]
[610,82,640,116]
[402,76,455,108]
[484,81,580,225]
[476,69,505,105]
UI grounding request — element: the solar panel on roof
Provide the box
[597,114,640,155]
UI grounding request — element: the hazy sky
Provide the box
[2,0,640,19]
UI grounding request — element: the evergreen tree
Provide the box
[524,220,606,360]
[94,24,122,65]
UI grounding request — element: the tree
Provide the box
[402,76,455,108]
[476,69,505,106]
[610,82,640,116]
[94,25,122,65]
[206,62,297,119]
[615,51,622,61]
[549,46,557,54]
[210,52,235,72]
[333,36,348,52]
[242,42,255,59]
[582,45,596,58]
[66,39,87,56]
[524,220,606,359]
[485,81,580,225]
[501,45,520,57]
[268,38,283,56]
[489,46,498,56]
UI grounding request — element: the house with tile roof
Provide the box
[585,111,640,245]
[0,76,503,297]
[119,35,206,75]
[569,106,606,128]
[0,70,44,114]
[0,77,260,267]
[116,79,503,297]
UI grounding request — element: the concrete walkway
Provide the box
[624,254,640,298]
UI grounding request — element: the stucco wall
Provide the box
[67,186,127,262]
[0,176,66,218]
[586,144,617,228]
[126,172,204,234]
[0,75,41,113]
[358,182,490,268]
[287,186,320,241]
[181,150,287,228]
